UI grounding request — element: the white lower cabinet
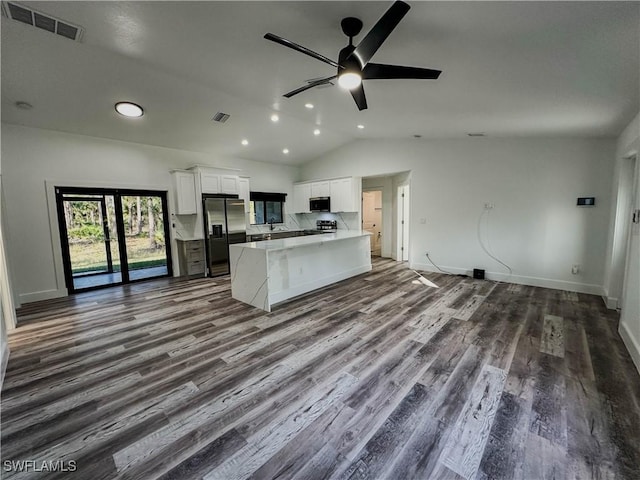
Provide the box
[176,239,205,277]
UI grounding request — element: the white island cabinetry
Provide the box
[230,232,371,312]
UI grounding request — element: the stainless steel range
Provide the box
[317,220,337,231]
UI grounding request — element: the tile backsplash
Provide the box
[173,212,360,237]
[245,212,359,234]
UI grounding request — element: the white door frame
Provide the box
[396,184,410,261]
[621,154,638,308]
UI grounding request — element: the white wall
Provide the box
[1,123,300,304]
[302,137,616,294]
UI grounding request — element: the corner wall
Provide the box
[1,123,300,305]
[301,137,616,294]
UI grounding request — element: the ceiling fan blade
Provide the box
[283,75,337,98]
[350,84,368,111]
[349,1,410,67]
[362,63,442,80]
[264,33,341,69]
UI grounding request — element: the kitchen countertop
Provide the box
[235,231,370,252]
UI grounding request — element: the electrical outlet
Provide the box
[571,264,580,275]
[484,202,495,210]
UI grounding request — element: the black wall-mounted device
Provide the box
[473,269,485,280]
[577,197,595,206]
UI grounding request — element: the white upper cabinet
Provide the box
[293,183,312,213]
[293,177,360,213]
[171,171,197,215]
[200,171,240,195]
[310,181,330,198]
[200,172,221,194]
[238,177,250,213]
[330,177,360,212]
[330,178,355,212]
[220,175,239,195]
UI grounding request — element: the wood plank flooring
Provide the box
[2,258,640,479]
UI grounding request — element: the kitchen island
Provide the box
[229,231,371,312]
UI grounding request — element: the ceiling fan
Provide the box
[264,0,441,111]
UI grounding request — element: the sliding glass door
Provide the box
[120,195,169,281]
[56,187,172,292]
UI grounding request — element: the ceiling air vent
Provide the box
[212,112,230,123]
[1,1,84,41]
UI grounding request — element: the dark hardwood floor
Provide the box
[2,258,639,479]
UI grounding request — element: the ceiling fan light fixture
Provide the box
[338,72,362,90]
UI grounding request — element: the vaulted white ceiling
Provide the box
[2,1,638,165]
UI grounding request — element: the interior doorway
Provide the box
[55,187,172,292]
[362,190,383,256]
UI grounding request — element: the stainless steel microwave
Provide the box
[310,197,330,212]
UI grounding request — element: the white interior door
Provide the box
[620,155,639,360]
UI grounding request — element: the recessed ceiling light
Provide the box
[271,114,279,122]
[241,139,249,146]
[305,103,314,109]
[357,124,365,129]
[313,129,321,136]
[115,102,144,118]
[283,148,289,154]
[15,101,33,110]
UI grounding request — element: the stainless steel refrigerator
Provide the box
[203,196,246,276]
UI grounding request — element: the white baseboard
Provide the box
[19,288,67,305]
[603,296,619,310]
[411,263,604,296]
[619,321,640,376]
